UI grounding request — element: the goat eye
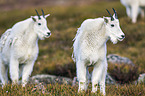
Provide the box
[38,23,41,25]
[111,24,114,27]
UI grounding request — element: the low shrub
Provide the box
[108,63,140,84]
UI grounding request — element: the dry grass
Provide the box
[0,83,145,96]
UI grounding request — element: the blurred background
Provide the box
[0,0,145,84]
[0,0,117,11]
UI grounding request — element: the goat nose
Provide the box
[121,35,125,38]
[47,32,51,36]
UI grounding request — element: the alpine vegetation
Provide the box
[0,9,51,87]
[120,0,145,23]
[72,8,125,95]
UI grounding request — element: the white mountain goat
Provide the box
[0,9,51,87]
[72,9,125,95]
[120,0,145,23]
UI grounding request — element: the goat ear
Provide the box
[103,17,108,23]
[45,14,50,18]
[31,16,36,22]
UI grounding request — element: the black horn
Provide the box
[35,9,41,19]
[41,9,45,18]
[112,8,118,19]
[106,9,114,21]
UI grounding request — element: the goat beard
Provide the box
[37,33,45,40]
[110,36,118,44]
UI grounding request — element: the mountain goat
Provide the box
[0,9,51,87]
[72,9,125,95]
[120,0,145,23]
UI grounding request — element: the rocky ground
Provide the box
[28,53,145,86]
[0,54,144,86]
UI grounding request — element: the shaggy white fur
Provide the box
[120,0,145,23]
[72,10,125,95]
[0,10,51,87]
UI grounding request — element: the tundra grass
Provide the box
[0,84,145,96]
[0,1,145,95]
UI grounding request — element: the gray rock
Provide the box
[29,74,72,85]
[137,73,145,84]
[72,73,116,86]
[107,54,135,66]
[1,73,145,86]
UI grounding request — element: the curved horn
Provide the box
[35,9,41,19]
[112,8,118,19]
[41,9,45,18]
[106,9,114,21]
